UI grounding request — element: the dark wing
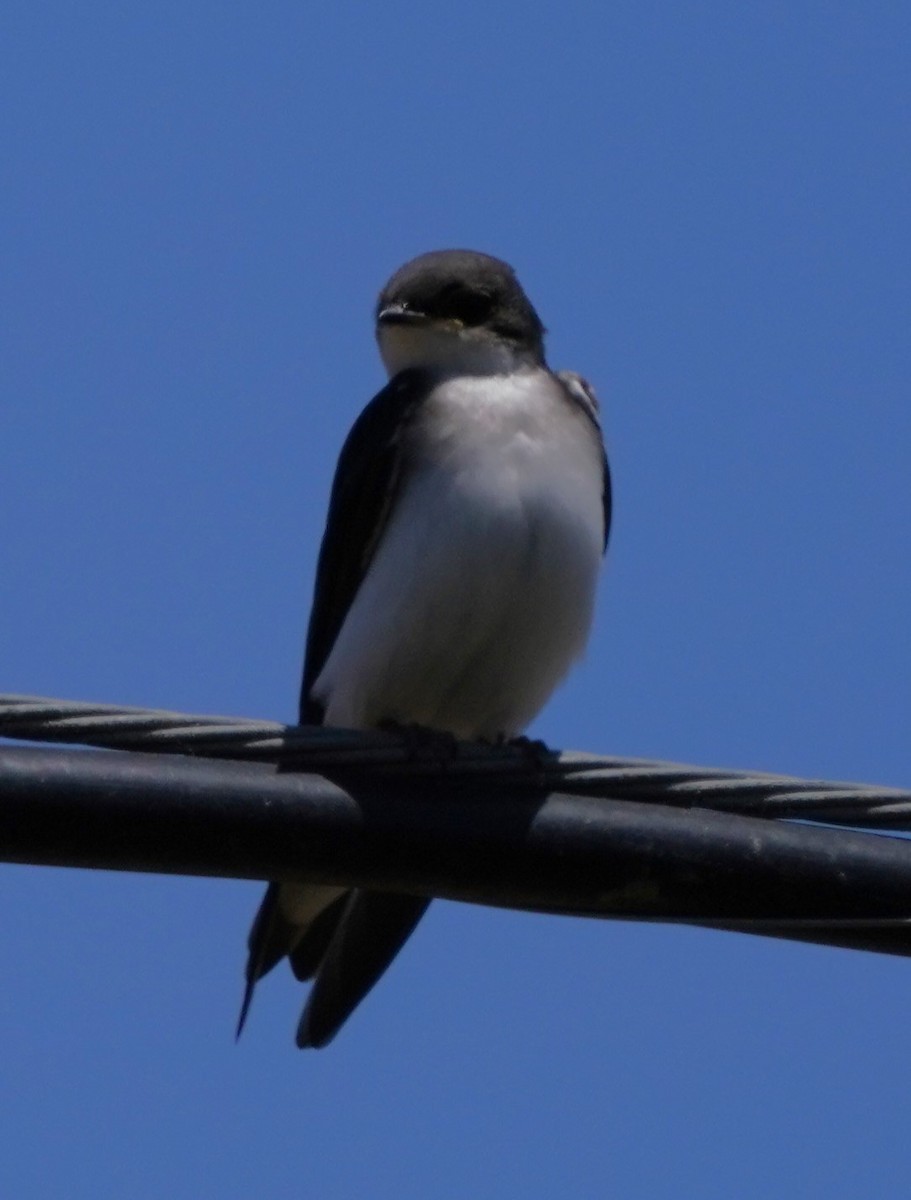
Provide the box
[555,370,611,553]
[238,371,432,1046]
[299,370,430,723]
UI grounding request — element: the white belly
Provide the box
[312,371,605,739]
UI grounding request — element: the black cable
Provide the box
[4,693,911,960]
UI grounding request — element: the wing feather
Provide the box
[299,370,429,723]
[555,370,611,553]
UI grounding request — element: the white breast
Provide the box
[312,369,605,739]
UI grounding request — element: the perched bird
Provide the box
[238,249,611,1047]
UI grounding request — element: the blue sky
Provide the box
[2,2,910,1196]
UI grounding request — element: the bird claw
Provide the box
[379,719,460,765]
[500,733,556,773]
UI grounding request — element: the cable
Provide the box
[4,692,911,961]
[2,693,909,830]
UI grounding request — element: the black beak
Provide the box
[377,304,428,327]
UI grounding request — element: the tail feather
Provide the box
[238,884,430,1047]
[287,893,350,982]
[296,892,431,1049]
[236,882,323,1039]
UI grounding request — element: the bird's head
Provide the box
[375,249,546,377]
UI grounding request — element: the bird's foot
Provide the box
[495,733,557,777]
[379,719,460,765]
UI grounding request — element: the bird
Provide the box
[237,249,611,1048]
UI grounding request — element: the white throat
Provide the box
[377,323,532,378]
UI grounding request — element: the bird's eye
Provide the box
[438,285,493,326]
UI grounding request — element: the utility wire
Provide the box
[3,693,911,962]
[1,693,909,830]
